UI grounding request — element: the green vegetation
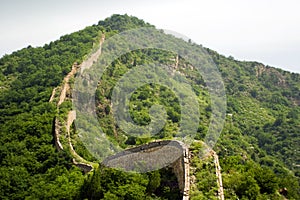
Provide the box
[0,23,100,199]
[79,166,180,200]
[189,143,218,199]
[96,48,211,146]
[0,14,299,199]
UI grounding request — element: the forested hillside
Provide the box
[0,14,299,199]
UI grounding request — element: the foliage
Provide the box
[0,14,299,199]
[79,166,181,200]
[0,16,103,199]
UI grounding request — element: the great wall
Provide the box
[103,140,190,199]
[50,34,105,171]
[49,34,224,200]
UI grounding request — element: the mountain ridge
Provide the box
[0,14,299,199]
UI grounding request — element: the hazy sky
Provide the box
[1,0,299,73]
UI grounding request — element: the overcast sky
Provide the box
[1,0,299,73]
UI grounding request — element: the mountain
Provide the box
[0,14,299,199]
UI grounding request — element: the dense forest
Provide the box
[0,14,299,199]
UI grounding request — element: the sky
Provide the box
[0,0,299,73]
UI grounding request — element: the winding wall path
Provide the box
[50,34,105,171]
[212,151,224,200]
[49,32,224,199]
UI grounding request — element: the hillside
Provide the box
[0,14,299,199]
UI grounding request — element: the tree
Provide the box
[147,171,161,194]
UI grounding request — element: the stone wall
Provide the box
[102,140,190,199]
[52,117,63,151]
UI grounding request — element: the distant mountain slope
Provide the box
[0,14,299,199]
